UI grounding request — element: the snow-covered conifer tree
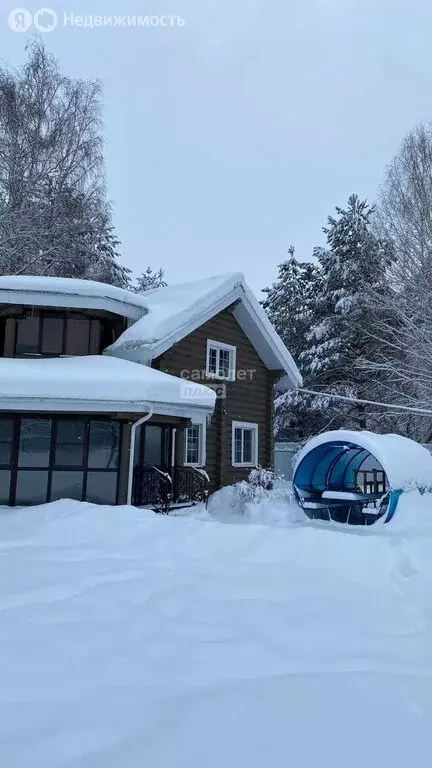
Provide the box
[132,267,167,293]
[262,248,324,439]
[301,194,394,431]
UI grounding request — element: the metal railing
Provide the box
[172,466,210,507]
[133,466,173,513]
[133,465,210,512]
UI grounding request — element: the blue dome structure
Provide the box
[293,430,432,525]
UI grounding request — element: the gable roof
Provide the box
[106,273,302,387]
[0,275,148,320]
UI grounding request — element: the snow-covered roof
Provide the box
[294,430,432,492]
[0,356,216,419]
[0,276,148,320]
[106,273,302,386]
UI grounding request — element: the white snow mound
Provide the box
[2,498,432,766]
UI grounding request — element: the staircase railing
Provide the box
[172,466,210,507]
[133,465,173,513]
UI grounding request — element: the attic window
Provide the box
[206,340,236,381]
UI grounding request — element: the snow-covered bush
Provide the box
[207,469,305,527]
[248,467,275,491]
[232,468,278,510]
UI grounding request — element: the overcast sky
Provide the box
[2,0,432,293]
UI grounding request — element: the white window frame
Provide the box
[206,339,236,382]
[184,419,207,467]
[231,421,259,468]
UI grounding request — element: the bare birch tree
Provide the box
[0,39,129,285]
[365,123,432,438]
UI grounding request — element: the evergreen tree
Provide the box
[301,194,394,431]
[262,248,324,439]
[132,266,167,293]
[262,247,317,363]
[264,196,398,440]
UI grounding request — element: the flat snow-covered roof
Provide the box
[0,356,216,419]
[107,273,302,386]
[0,276,148,320]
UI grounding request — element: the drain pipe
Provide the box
[126,407,154,506]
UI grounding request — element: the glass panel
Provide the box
[208,347,217,375]
[41,317,64,355]
[15,471,49,506]
[85,472,118,505]
[65,317,90,356]
[234,428,243,464]
[186,425,200,464]
[0,470,11,505]
[89,319,101,354]
[51,471,84,502]
[0,418,14,466]
[143,426,163,467]
[133,424,142,467]
[15,315,39,355]
[243,430,253,464]
[55,419,86,467]
[218,348,231,378]
[88,422,120,469]
[19,419,52,467]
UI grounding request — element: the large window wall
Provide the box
[0,415,123,506]
[0,308,127,358]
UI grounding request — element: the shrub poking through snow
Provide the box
[234,468,278,510]
[207,470,304,526]
[248,467,275,492]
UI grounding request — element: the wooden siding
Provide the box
[154,306,282,492]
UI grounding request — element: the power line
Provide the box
[297,388,432,417]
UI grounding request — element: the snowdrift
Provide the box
[1,498,432,767]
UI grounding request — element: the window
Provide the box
[88,421,120,469]
[206,340,236,381]
[0,470,11,506]
[41,317,64,355]
[13,311,102,358]
[50,471,84,502]
[143,425,164,467]
[19,418,52,468]
[232,421,258,467]
[65,318,91,356]
[184,423,205,466]
[0,418,13,466]
[15,315,39,355]
[55,419,86,466]
[0,416,122,506]
[15,471,49,506]
[0,417,14,505]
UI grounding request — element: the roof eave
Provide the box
[0,288,147,321]
[108,279,302,386]
[0,396,215,419]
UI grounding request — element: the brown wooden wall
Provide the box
[154,306,282,492]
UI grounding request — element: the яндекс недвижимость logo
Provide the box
[8,7,58,33]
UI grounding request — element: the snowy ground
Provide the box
[1,497,432,767]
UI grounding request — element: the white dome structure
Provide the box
[293,430,432,525]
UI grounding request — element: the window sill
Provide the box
[205,371,234,382]
[232,462,256,469]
